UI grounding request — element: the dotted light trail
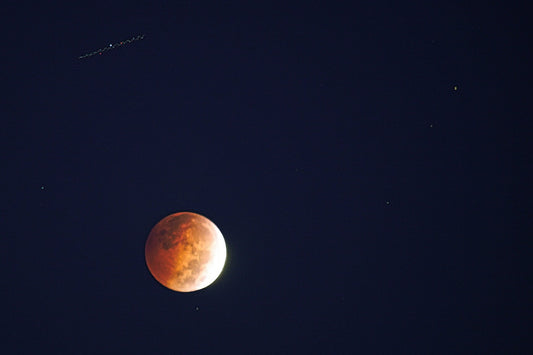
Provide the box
[78,34,145,59]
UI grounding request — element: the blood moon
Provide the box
[145,212,226,292]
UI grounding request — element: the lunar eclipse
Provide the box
[145,212,226,292]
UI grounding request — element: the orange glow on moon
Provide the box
[145,212,226,292]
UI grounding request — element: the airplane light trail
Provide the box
[78,34,144,59]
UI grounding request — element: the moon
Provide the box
[145,212,226,292]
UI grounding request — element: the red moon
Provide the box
[145,212,226,292]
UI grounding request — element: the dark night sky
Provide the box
[2,1,530,353]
